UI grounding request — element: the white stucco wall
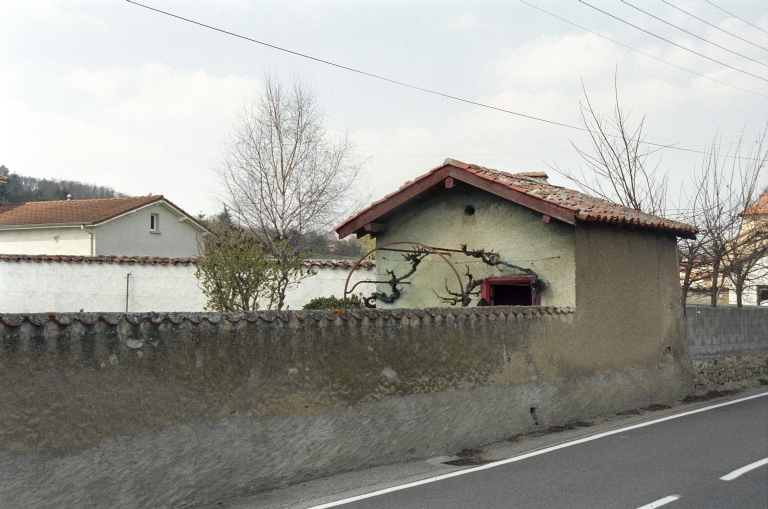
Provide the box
[0,258,374,313]
[373,185,577,308]
[0,226,92,255]
[279,262,376,310]
[0,259,206,313]
[95,202,203,257]
[728,257,768,306]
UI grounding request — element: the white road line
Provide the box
[720,457,768,481]
[306,392,768,509]
[635,495,680,509]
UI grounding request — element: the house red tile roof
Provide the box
[335,159,697,239]
[0,195,206,230]
[741,192,768,215]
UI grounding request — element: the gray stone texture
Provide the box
[689,354,768,391]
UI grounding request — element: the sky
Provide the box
[1,0,766,221]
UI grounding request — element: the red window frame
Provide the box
[480,277,540,306]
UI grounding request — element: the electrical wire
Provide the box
[578,0,768,82]
[520,0,767,99]
[661,0,768,53]
[705,0,768,36]
[125,0,766,163]
[621,0,767,67]
[124,0,584,132]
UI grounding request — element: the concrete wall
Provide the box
[374,185,576,308]
[0,256,205,313]
[0,225,92,255]
[0,256,375,313]
[95,202,203,258]
[685,306,768,358]
[684,306,768,391]
[0,305,691,509]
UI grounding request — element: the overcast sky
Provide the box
[1,0,766,220]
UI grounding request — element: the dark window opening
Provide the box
[480,277,540,306]
[493,284,533,305]
[758,286,768,306]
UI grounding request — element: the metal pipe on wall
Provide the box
[125,273,131,312]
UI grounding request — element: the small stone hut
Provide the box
[335,159,696,314]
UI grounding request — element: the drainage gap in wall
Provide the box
[443,457,493,467]
[443,448,492,466]
[530,407,539,425]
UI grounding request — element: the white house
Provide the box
[729,191,768,306]
[0,195,208,258]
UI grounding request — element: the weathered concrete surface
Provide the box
[0,305,691,509]
[0,367,686,509]
[685,306,768,358]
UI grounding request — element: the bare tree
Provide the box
[549,79,669,216]
[217,73,366,309]
[716,134,767,307]
[692,130,767,307]
[675,191,709,307]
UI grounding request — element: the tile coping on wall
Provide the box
[0,254,376,269]
[0,306,575,327]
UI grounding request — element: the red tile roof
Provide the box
[335,159,697,239]
[0,195,206,230]
[741,192,768,215]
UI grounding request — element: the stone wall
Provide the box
[0,306,690,509]
[689,353,768,392]
[685,306,768,391]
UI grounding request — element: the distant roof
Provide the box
[741,192,768,216]
[335,159,697,240]
[0,195,207,231]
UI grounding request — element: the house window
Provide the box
[480,277,540,306]
[758,286,768,306]
[150,213,160,233]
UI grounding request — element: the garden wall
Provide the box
[0,306,690,508]
[0,255,374,313]
[685,306,768,391]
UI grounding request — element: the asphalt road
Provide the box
[309,393,768,509]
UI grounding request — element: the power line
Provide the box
[621,0,768,67]
[705,0,768,36]
[519,0,767,99]
[578,0,768,82]
[125,1,766,163]
[124,0,584,132]
[661,0,768,53]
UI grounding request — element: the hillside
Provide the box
[0,165,127,203]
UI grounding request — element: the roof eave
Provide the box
[574,218,697,240]
[0,222,97,230]
[335,163,578,239]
